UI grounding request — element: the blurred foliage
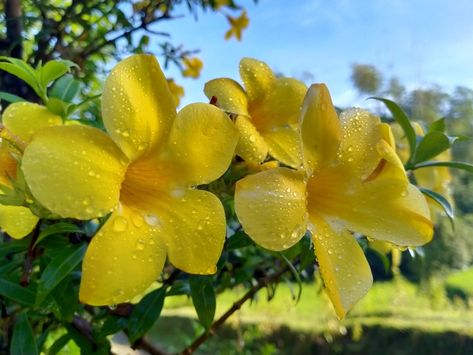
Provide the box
[350,64,383,95]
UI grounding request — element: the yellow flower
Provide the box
[392,122,454,218]
[224,11,249,41]
[21,54,239,306]
[167,78,185,107]
[0,102,62,239]
[182,57,203,78]
[234,84,433,318]
[204,58,306,168]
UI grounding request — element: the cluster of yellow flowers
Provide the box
[0,54,436,317]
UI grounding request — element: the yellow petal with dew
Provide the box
[166,103,238,186]
[234,115,268,163]
[337,108,384,179]
[2,102,62,143]
[0,205,38,239]
[250,77,306,132]
[262,125,302,168]
[102,54,176,161]
[239,57,275,104]
[311,215,373,319]
[79,204,167,306]
[235,167,308,251]
[153,189,226,274]
[307,165,433,246]
[204,78,249,116]
[22,125,128,220]
[300,84,342,174]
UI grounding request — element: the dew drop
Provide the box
[113,216,128,232]
[144,214,160,226]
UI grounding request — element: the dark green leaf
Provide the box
[420,187,454,228]
[413,160,473,173]
[65,324,94,354]
[128,287,166,343]
[36,244,86,305]
[0,276,36,306]
[35,222,83,247]
[190,276,216,329]
[226,230,254,250]
[50,74,81,102]
[0,91,26,103]
[47,334,71,355]
[11,313,38,355]
[279,254,302,302]
[100,316,128,337]
[369,97,417,157]
[428,118,446,132]
[413,131,451,164]
[51,278,78,321]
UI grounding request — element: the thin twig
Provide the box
[20,223,41,286]
[180,263,294,354]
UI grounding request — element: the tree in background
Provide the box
[0,0,252,100]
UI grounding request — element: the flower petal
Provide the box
[261,126,302,168]
[22,125,127,219]
[307,165,433,246]
[235,167,308,251]
[204,78,249,116]
[239,58,275,104]
[2,102,62,142]
[102,54,176,161]
[166,103,238,186]
[0,142,17,186]
[250,78,306,132]
[234,115,268,164]
[153,189,226,274]
[0,205,38,239]
[300,84,342,174]
[337,108,384,179]
[311,215,372,319]
[79,204,167,305]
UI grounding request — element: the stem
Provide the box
[20,223,41,286]
[180,263,293,355]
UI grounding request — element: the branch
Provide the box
[20,224,41,286]
[180,263,294,354]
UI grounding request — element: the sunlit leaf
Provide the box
[0,91,26,103]
[413,131,451,164]
[50,74,81,102]
[420,187,454,229]
[428,117,446,132]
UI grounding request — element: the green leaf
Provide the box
[369,97,417,158]
[0,276,36,306]
[0,91,26,103]
[38,61,71,89]
[0,62,38,93]
[46,97,69,116]
[428,118,446,132]
[226,230,254,250]
[420,187,454,229]
[127,287,166,343]
[47,334,72,355]
[413,131,451,164]
[50,74,81,102]
[11,313,38,355]
[35,222,82,247]
[413,160,473,173]
[100,316,128,337]
[190,276,216,330]
[36,244,86,305]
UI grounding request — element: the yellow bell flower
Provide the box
[182,57,203,78]
[0,102,62,239]
[234,84,433,318]
[224,11,249,41]
[204,58,306,168]
[167,78,185,107]
[21,54,239,306]
[392,122,454,218]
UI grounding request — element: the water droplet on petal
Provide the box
[113,216,128,232]
[144,214,160,226]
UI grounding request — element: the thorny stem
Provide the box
[180,262,295,355]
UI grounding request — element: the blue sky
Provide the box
[156,0,473,108]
